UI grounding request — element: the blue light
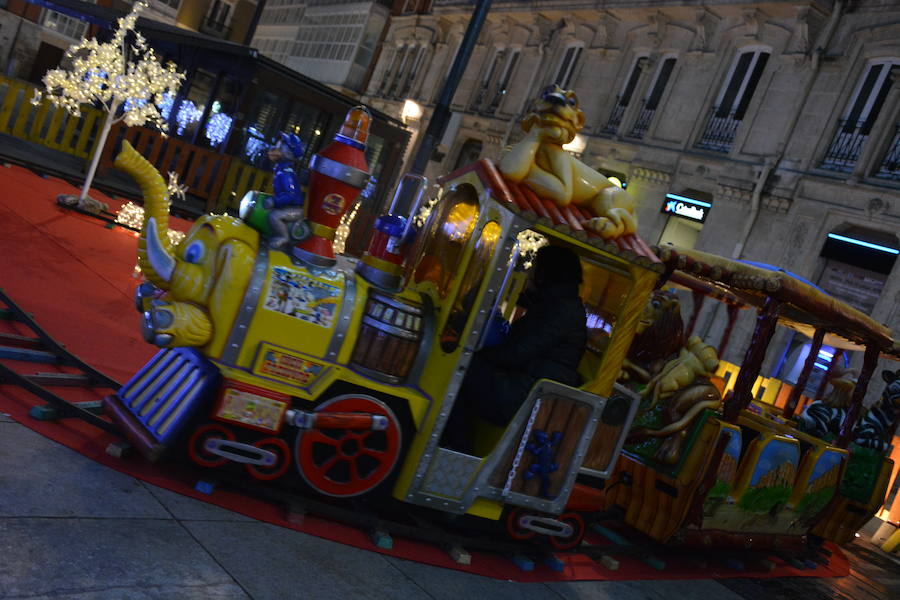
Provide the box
[665,193,712,208]
[827,233,899,255]
[818,349,834,359]
[204,112,233,147]
[814,362,829,370]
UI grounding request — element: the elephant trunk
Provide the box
[114,140,175,288]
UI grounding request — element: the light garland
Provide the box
[175,99,203,135]
[115,201,144,229]
[32,2,184,132]
[244,126,268,161]
[167,171,189,203]
[205,112,233,147]
[334,201,360,255]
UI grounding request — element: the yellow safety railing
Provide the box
[216,160,273,213]
[0,75,105,160]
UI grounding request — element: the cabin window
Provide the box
[440,221,503,352]
[410,184,480,297]
[579,259,633,357]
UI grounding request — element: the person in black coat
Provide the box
[444,244,587,452]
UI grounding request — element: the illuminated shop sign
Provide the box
[661,193,711,223]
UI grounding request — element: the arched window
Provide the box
[553,45,583,89]
[822,59,898,173]
[410,184,480,297]
[697,48,770,152]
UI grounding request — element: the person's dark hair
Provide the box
[533,244,582,286]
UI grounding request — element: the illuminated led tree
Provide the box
[33,2,184,203]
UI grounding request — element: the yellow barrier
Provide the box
[216,160,273,213]
[0,75,106,160]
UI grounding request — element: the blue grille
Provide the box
[118,348,220,444]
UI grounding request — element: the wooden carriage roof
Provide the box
[438,160,664,274]
[657,245,898,356]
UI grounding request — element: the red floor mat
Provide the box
[0,164,850,582]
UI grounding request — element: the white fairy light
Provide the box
[334,201,360,255]
[115,201,144,229]
[205,112,233,147]
[32,1,184,203]
[167,171,189,203]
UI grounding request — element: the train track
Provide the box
[0,288,121,434]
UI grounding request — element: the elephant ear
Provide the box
[203,239,258,358]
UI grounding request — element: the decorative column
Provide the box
[837,343,880,448]
[724,297,782,422]
[783,328,825,419]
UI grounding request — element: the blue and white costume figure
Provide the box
[265,132,306,249]
[854,369,900,453]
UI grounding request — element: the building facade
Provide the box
[362,0,900,406]
[252,0,397,96]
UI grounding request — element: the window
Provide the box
[822,61,897,173]
[488,50,520,113]
[42,3,95,40]
[382,45,409,97]
[697,49,770,152]
[410,184,480,298]
[554,46,583,89]
[206,0,234,32]
[470,48,504,111]
[441,220,502,352]
[399,46,426,98]
[629,57,676,139]
[602,56,645,134]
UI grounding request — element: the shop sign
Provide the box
[661,193,710,223]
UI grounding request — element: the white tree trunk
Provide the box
[79,109,116,202]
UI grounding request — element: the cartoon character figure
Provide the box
[265,132,306,250]
[498,84,637,239]
[523,430,562,499]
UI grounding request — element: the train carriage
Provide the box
[602,246,899,549]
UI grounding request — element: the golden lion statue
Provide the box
[499,84,637,239]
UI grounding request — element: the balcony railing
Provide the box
[820,119,870,172]
[628,102,655,139]
[601,100,626,135]
[874,123,899,181]
[695,108,741,153]
[199,19,232,39]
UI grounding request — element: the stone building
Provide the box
[362,0,900,405]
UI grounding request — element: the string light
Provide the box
[167,171,189,203]
[175,99,202,135]
[205,112,233,146]
[244,126,268,160]
[115,201,144,229]
[334,201,360,255]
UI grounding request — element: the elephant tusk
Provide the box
[146,217,175,282]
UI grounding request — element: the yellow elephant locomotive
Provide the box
[103,93,662,548]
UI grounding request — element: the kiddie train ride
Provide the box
[102,88,898,554]
[103,96,661,550]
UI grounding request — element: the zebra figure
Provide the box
[854,369,900,453]
[796,369,857,441]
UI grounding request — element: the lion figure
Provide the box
[620,291,723,464]
[498,84,637,239]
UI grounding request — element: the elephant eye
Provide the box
[184,240,205,264]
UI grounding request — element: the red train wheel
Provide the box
[549,512,585,551]
[245,437,291,481]
[295,395,401,497]
[506,508,537,541]
[188,424,235,468]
